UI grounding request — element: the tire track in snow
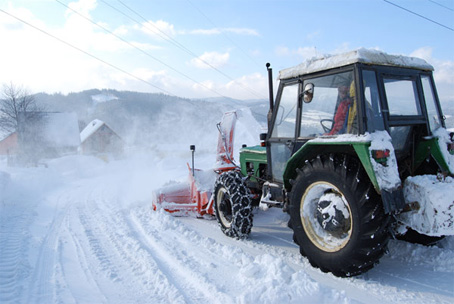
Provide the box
[53,202,108,303]
[135,207,356,304]
[127,208,237,304]
[0,209,32,303]
[70,195,186,303]
[26,192,73,304]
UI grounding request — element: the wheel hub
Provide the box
[316,192,350,238]
[220,196,232,221]
[216,187,233,228]
[301,182,353,252]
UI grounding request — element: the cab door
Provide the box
[267,80,300,183]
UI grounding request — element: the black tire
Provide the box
[289,154,391,277]
[214,171,253,238]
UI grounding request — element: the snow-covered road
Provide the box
[1,153,453,303]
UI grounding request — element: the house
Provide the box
[80,119,123,156]
[0,132,18,156]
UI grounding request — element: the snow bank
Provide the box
[238,254,348,303]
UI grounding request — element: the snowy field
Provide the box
[1,108,454,304]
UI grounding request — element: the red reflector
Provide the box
[372,149,390,159]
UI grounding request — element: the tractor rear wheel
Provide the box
[289,154,391,277]
[214,171,253,238]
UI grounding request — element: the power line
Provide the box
[114,0,265,98]
[99,0,192,60]
[428,0,454,12]
[105,0,265,99]
[0,8,175,96]
[383,0,454,32]
[185,0,262,69]
[55,0,230,99]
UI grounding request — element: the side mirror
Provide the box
[302,83,314,103]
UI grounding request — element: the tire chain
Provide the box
[214,171,254,239]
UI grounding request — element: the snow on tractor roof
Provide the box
[278,48,434,80]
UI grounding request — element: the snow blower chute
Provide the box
[152,111,238,216]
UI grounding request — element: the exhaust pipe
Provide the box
[266,63,274,132]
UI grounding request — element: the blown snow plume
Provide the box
[152,111,240,216]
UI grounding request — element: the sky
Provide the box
[0,0,453,101]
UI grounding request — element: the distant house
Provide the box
[0,132,18,155]
[80,119,123,156]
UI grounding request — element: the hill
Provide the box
[34,90,268,150]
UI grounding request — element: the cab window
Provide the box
[271,83,299,138]
[421,75,442,132]
[300,71,355,137]
[384,77,422,116]
[362,70,385,132]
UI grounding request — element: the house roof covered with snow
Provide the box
[80,119,105,143]
[278,48,434,80]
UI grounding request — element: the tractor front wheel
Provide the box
[214,171,253,238]
[289,154,391,277]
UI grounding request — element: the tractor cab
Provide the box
[245,49,451,211]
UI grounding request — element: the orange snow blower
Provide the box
[152,111,238,216]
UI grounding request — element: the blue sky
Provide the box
[0,0,453,101]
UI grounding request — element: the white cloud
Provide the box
[187,72,267,100]
[66,0,97,19]
[224,73,267,99]
[224,28,259,36]
[410,47,454,84]
[275,46,318,60]
[184,27,259,36]
[0,1,163,94]
[61,1,138,52]
[410,47,454,104]
[139,19,176,40]
[0,2,262,99]
[192,80,215,93]
[189,51,230,69]
[295,47,318,60]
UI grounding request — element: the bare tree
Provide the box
[0,82,42,133]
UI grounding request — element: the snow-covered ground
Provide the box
[1,106,454,304]
[1,148,454,304]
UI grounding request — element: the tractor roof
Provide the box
[278,48,434,80]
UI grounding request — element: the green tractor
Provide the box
[154,48,454,277]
